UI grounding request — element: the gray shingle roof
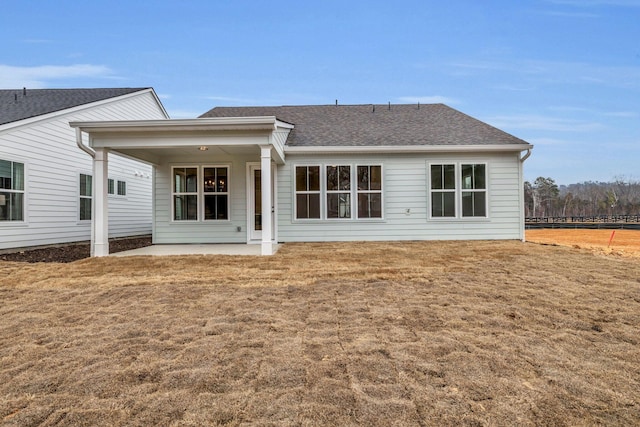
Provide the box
[200,103,528,147]
[0,88,149,126]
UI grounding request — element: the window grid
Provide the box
[356,165,382,219]
[326,165,351,219]
[0,159,25,222]
[429,163,488,219]
[295,166,321,219]
[79,173,92,221]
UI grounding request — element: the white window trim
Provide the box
[107,178,127,198]
[292,163,385,222]
[293,164,323,221]
[78,172,92,222]
[325,164,353,221]
[170,164,232,223]
[202,164,231,222]
[356,164,384,220]
[0,158,27,224]
[427,161,489,221]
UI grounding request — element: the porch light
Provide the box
[199,146,208,151]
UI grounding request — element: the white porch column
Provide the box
[92,148,109,257]
[260,145,273,255]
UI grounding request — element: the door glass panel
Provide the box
[254,170,262,230]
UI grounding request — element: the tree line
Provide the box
[524,177,640,218]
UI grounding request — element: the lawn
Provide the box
[1,240,639,426]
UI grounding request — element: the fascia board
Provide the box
[284,144,534,154]
[70,116,281,133]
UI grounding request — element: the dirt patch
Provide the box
[0,236,152,263]
[1,240,639,425]
[527,229,640,258]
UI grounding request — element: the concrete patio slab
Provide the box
[110,244,278,257]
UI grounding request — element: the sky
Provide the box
[1,0,639,185]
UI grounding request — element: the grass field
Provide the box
[1,238,639,426]
[527,228,640,257]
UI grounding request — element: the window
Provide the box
[295,166,320,219]
[461,164,486,217]
[430,164,456,217]
[203,167,228,220]
[173,167,198,220]
[79,173,92,221]
[357,165,382,218]
[108,179,127,196]
[429,163,487,218]
[326,165,351,219]
[0,159,24,221]
[117,180,127,196]
[172,166,229,221]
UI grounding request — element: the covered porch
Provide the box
[70,117,293,257]
[110,243,280,257]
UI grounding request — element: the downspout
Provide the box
[519,148,532,242]
[75,128,99,256]
[75,127,95,158]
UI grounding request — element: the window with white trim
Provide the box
[461,164,486,217]
[429,163,487,218]
[326,165,351,219]
[430,164,456,217]
[79,173,92,221]
[295,166,321,219]
[172,167,198,221]
[117,180,127,196]
[172,166,229,221]
[0,159,24,221]
[108,179,115,195]
[357,165,382,218]
[203,167,228,220]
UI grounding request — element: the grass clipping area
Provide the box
[1,241,640,426]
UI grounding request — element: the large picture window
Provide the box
[326,165,351,219]
[295,166,320,219]
[357,165,382,218]
[79,173,92,221]
[0,159,24,222]
[429,163,487,219]
[172,166,229,221]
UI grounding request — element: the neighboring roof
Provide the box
[200,103,529,147]
[0,88,151,126]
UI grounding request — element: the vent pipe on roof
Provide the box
[23,87,26,97]
[418,102,420,110]
[14,93,17,102]
[372,104,375,113]
[335,99,338,106]
[388,102,391,110]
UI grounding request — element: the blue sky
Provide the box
[1,0,638,185]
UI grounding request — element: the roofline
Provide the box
[0,88,164,133]
[284,144,534,154]
[70,117,295,132]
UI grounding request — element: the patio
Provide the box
[110,244,278,257]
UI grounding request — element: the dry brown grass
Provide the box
[527,229,640,258]
[1,240,639,426]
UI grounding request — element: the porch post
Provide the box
[260,145,273,255]
[92,148,109,257]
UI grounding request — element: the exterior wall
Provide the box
[152,153,256,244]
[277,151,524,242]
[0,91,166,250]
[150,150,524,245]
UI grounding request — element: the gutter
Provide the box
[520,148,532,163]
[75,127,95,158]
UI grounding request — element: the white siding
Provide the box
[152,154,255,244]
[150,151,524,245]
[277,152,524,242]
[0,91,166,250]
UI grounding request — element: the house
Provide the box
[70,103,532,256]
[0,88,169,251]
